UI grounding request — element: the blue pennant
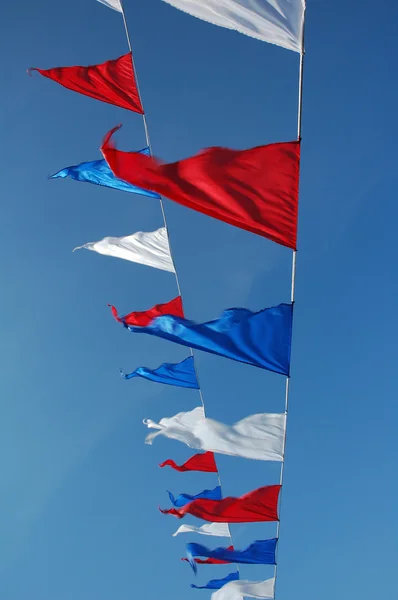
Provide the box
[191,571,239,590]
[168,486,222,508]
[120,356,199,389]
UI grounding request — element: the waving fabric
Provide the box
[161,0,305,53]
[126,303,293,375]
[160,484,281,522]
[30,54,143,113]
[50,148,161,198]
[211,577,275,600]
[73,227,175,273]
[183,546,234,565]
[172,523,230,538]
[102,126,300,249]
[191,572,239,590]
[144,406,286,462]
[96,0,122,11]
[186,539,277,573]
[110,296,184,326]
[168,486,222,508]
[160,451,217,473]
[121,356,199,389]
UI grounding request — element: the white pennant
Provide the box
[172,522,230,538]
[212,577,275,600]
[144,406,286,462]
[73,227,175,273]
[161,0,305,53]
[96,0,123,13]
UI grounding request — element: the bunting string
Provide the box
[117,0,239,573]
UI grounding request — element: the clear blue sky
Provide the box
[1,0,397,598]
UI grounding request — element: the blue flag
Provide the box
[120,356,199,389]
[125,303,292,376]
[191,572,239,590]
[168,486,222,508]
[50,147,161,198]
[187,539,277,574]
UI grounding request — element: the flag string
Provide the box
[118,0,239,572]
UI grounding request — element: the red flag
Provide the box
[182,546,233,565]
[159,452,217,473]
[109,296,184,327]
[30,54,144,114]
[102,126,300,249]
[160,485,281,523]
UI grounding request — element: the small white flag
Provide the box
[161,0,305,53]
[144,406,286,462]
[173,522,230,538]
[212,577,275,600]
[73,227,175,273]
[96,0,123,13]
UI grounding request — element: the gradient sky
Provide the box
[1,1,397,598]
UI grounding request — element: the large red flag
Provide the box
[102,126,300,249]
[159,452,217,473]
[109,296,184,326]
[160,485,281,523]
[30,54,144,114]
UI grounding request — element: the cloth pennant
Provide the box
[172,523,230,538]
[144,407,286,462]
[182,546,234,566]
[121,356,199,389]
[123,303,292,375]
[73,227,175,273]
[186,539,277,574]
[191,572,239,590]
[30,53,143,113]
[50,148,160,198]
[211,577,275,600]
[96,0,122,11]
[160,484,281,523]
[160,451,217,473]
[102,125,300,249]
[168,486,222,508]
[161,0,305,53]
[110,296,184,326]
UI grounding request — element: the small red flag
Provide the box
[160,485,281,523]
[159,452,217,473]
[109,296,184,327]
[182,546,233,565]
[102,126,300,249]
[30,53,144,114]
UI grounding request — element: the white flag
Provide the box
[161,0,305,53]
[212,577,275,600]
[96,0,123,12]
[173,522,230,538]
[144,406,285,461]
[73,227,175,273]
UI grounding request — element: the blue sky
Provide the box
[1,0,397,598]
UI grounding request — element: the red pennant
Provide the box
[159,452,217,473]
[182,546,233,565]
[30,53,144,114]
[102,126,300,249]
[109,296,184,327]
[160,485,281,523]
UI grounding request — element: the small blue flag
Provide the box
[120,356,199,389]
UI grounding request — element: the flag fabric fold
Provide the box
[183,546,234,565]
[168,486,222,508]
[160,451,217,473]
[73,227,175,273]
[161,0,305,53]
[126,303,293,375]
[102,126,300,249]
[50,148,160,198]
[110,296,184,326]
[96,0,123,11]
[144,406,286,462]
[160,484,281,522]
[172,523,230,538]
[30,54,143,113]
[211,577,275,600]
[121,356,199,389]
[191,572,239,590]
[186,539,277,573]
